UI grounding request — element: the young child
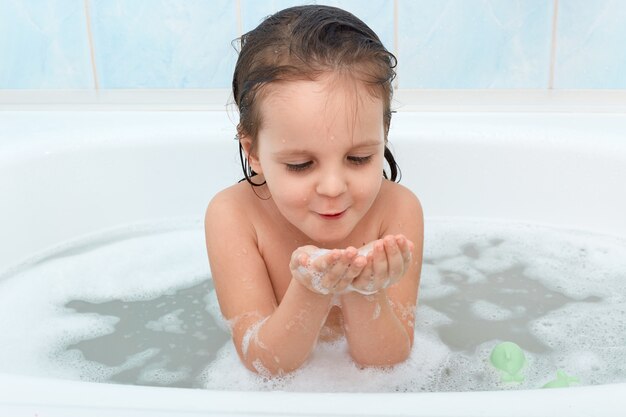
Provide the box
[205,5,423,376]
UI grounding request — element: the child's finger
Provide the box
[312,249,337,272]
[371,239,388,281]
[335,247,367,292]
[289,250,308,270]
[350,253,374,292]
[349,254,369,280]
[398,240,410,281]
[323,250,350,289]
[397,235,413,269]
[385,235,404,280]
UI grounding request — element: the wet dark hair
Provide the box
[232,5,401,186]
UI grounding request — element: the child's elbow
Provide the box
[351,341,412,368]
[243,357,302,377]
[240,349,308,377]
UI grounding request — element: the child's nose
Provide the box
[315,170,348,198]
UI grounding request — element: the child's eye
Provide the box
[286,161,313,172]
[347,155,372,165]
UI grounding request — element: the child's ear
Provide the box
[240,135,263,174]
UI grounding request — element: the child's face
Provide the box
[248,74,386,246]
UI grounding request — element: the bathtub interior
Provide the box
[2,110,626,270]
[1,108,626,416]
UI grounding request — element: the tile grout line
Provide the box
[83,0,100,90]
[393,0,400,89]
[235,0,243,39]
[548,0,559,89]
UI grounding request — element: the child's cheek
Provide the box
[355,173,382,198]
[274,182,309,208]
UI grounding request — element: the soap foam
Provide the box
[0,220,210,382]
[200,219,626,392]
[200,331,449,392]
[0,218,624,391]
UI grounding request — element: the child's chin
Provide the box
[305,230,351,248]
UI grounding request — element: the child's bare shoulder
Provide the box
[208,180,259,208]
[205,182,257,232]
[380,180,422,211]
[377,180,423,232]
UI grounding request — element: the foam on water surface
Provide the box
[0,220,227,387]
[0,218,624,391]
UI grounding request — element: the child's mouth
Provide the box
[319,210,346,220]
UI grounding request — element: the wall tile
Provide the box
[240,0,303,33]
[0,0,93,88]
[398,0,553,88]
[2,0,624,91]
[554,0,626,89]
[89,0,237,88]
[240,0,394,53]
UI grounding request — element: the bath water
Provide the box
[0,219,624,392]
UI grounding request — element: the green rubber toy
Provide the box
[542,370,579,388]
[490,342,526,383]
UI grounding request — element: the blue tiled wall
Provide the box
[1,0,624,89]
[398,1,554,88]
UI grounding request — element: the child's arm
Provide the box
[205,192,365,375]
[340,189,424,367]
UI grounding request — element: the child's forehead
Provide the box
[258,75,383,128]
[261,73,380,106]
[269,88,381,129]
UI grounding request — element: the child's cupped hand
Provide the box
[289,246,367,295]
[349,235,414,295]
[289,234,413,296]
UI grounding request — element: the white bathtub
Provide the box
[1,97,625,416]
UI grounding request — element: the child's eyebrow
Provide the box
[273,149,311,158]
[352,139,383,147]
[273,139,383,157]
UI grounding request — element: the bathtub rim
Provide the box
[2,373,626,417]
[1,89,626,113]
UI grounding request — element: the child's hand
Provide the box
[290,245,367,295]
[349,235,414,295]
